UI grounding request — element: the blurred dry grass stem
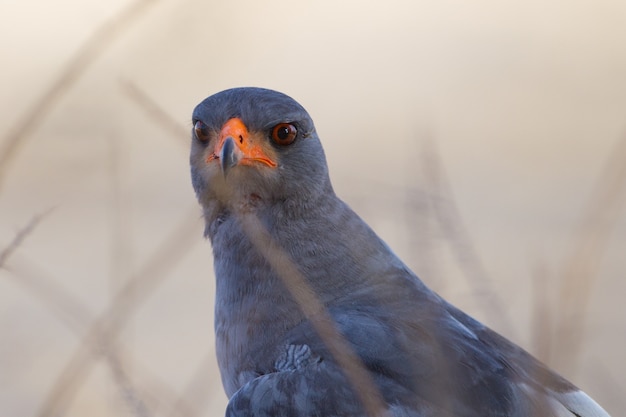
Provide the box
[553,134,626,373]
[0,8,214,407]
[24,209,203,417]
[1,9,622,409]
[530,261,553,362]
[120,79,190,144]
[165,354,222,417]
[240,212,390,417]
[0,0,160,190]
[4,244,202,417]
[3,134,621,415]
[0,209,52,268]
[419,139,514,334]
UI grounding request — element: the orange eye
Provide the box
[271,123,297,146]
[194,120,210,142]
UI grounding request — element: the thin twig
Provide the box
[166,354,221,417]
[420,139,514,335]
[107,352,153,417]
[0,209,52,268]
[530,260,553,363]
[553,134,626,373]
[0,0,160,190]
[402,133,443,292]
[240,213,389,417]
[35,209,203,417]
[4,257,187,417]
[587,361,623,415]
[119,79,190,145]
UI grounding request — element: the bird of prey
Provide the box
[190,87,610,417]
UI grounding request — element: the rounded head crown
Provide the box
[190,87,332,217]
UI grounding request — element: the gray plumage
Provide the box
[190,87,610,417]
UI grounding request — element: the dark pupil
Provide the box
[278,127,290,140]
[195,121,209,138]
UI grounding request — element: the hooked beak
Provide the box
[219,136,239,176]
[207,118,277,177]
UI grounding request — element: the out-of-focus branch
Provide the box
[5,258,189,417]
[35,209,202,417]
[240,213,389,417]
[166,354,221,417]
[0,209,52,268]
[0,0,160,190]
[530,260,553,363]
[119,79,190,144]
[419,139,514,335]
[553,134,626,373]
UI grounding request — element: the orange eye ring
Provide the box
[271,123,297,146]
[194,120,211,142]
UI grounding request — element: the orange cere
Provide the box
[207,118,277,168]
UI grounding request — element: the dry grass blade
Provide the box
[107,353,153,417]
[589,362,624,413]
[553,134,626,372]
[5,259,94,335]
[35,209,202,417]
[4,258,190,417]
[120,79,190,144]
[166,354,221,417]
[0,0,160,190]
[0,209,52,268]
[7,257,190,416]
[420,140,514,334]
[240,213,389,417]
[402,135,442,292]
[530,261,553,362]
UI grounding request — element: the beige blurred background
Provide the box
[1,0,625,416]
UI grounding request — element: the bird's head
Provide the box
[190,87,333,221]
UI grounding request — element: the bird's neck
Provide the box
[207,187,339,296]
[209,193,344,394]
[208,190,416,395]
[209,188,407,306]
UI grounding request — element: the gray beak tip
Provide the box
[220,137,239,176]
